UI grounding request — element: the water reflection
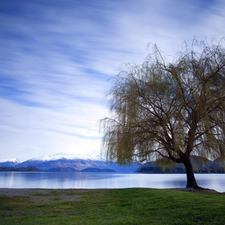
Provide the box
[0,172,224,192]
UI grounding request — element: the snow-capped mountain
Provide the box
[29,153,105,162]
[14,153,140,173]
[0,158,20,167]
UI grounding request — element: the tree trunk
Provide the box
[183,157,202,189]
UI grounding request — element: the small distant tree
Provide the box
[101,38,225,189]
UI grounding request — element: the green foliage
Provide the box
[0,188,225,224]
[101,38,225,167]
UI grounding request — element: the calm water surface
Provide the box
[0,172,224,192]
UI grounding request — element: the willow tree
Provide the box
[101,39,225,189]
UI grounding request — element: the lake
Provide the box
[0,172,225,192]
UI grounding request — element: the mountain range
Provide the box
[0,154,224,173]
[0,153,140,173]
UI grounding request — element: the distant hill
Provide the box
[212,157,225,172]
[136,156,224,173]
[0,165,40,172]
[46,167,79,172]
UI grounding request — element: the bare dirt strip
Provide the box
[0,188,88,204]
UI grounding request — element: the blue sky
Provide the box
[0,0,225,161]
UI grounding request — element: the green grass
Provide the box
[0,188,225,224]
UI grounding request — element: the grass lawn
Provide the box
[0,188,224,224]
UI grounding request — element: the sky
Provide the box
[0,0,225,162]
